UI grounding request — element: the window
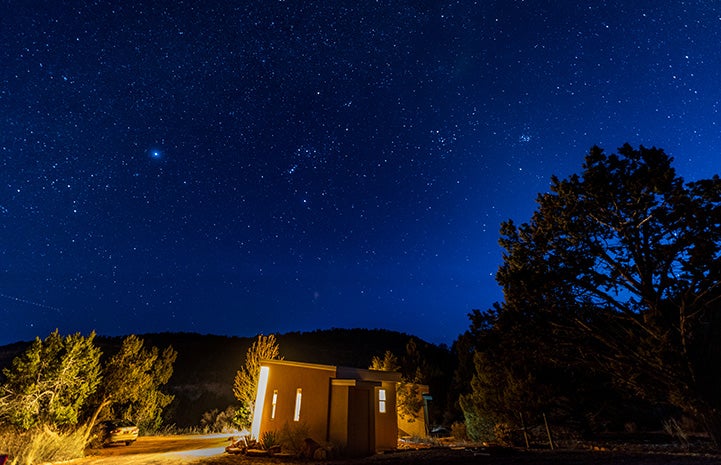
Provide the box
[271,390,278,419]
[378,388,387,413]
[293,388,302,421]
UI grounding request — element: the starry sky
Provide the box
[2,1,721,347]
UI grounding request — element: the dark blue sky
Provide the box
[2,1,721,346]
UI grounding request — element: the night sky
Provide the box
[2,1,721,346]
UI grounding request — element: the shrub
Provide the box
[663,418,690,450]
[450,422,468,441]
[260,430,279,449]
[461,409,495,443]
[279,421,310,454]
[493,422,513,447]
[0,426,87,465]
[200,406,239,433]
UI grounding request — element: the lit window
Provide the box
[293,388,302,421]
[378,389,387,413]
[271,390,278,419]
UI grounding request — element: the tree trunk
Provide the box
[82,396,112,444]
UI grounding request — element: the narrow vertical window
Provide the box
[293,388,302,421]
[378,388,387,413]
[271,390,278,419]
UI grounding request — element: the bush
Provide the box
[450,422,468,441]
[493,422,514,447]
[663,418,690,449]
[279,421,310,454]
[200,406,239,433]
[462,409,495,443]
[0,426,87,465]
[233,404,252,430]
[260,430,279,449]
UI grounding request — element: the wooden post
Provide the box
[543,413,554,450]
[519,412,530,449]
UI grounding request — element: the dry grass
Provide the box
[0,426,87,465]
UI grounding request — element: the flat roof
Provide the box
[260,359,336,372]
[260,359,402,382]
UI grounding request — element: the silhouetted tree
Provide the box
[459,302,634,443]
[496,144,721,445]
[459,304,571,442]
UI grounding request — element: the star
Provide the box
[2,0,718,351]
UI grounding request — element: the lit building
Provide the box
[251,359,402,456]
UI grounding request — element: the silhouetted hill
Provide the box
[0,340,31,372]
[0,328,453,428]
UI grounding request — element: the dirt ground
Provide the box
[70,434,721,465]
[202,447,721,465]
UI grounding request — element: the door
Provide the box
[347,387,372,456]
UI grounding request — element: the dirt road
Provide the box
[76,434,232,465]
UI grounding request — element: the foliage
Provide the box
[459,405,495,443]
[260,429,279,449]
[200,405,238,433]
[278,420,310,454]
[233,403,252,430]
[494,144,721,444]
[663,417,690,450]
[458,302,595,441]
[0,330,101,430]
[450,421,468,441]
[233,334,281,428]
[0,329,177,463]
[369,350,402,373]
[493,422,514,447]
[370,348,424,422]
[0,329,453,430]
[447,331,478,424]
[396,383,424,422]
[86,335,177,433]
[0,425,88,465]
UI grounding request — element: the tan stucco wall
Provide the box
[374,381,398,451]
[328,384,349,447]
[258,362,334,443]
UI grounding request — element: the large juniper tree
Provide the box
[0,330,102,430]
[85,334,177,433]
[496,144,721,444]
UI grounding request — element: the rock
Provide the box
[313,447,328,460]
[301,437,322,459]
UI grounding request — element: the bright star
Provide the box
[148,148,164,159]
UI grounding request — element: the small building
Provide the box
[251,359,402,456]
